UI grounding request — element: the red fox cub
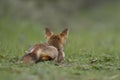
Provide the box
[21,28,69,64]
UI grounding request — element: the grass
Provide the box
[0,18,120,80]
[1,2,120,80]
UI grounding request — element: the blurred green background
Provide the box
[0,0,120,29]
[0,0,120,80]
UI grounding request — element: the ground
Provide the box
[0,18,120,80]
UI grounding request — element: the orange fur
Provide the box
[21,28,69,64]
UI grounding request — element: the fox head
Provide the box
[45,28,69,50]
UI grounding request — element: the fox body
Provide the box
[21,28,69,64]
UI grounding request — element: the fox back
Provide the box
[21,28,69,64]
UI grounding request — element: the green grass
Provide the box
[0,19,120,80]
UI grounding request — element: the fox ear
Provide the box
[45,28,53,39]
[60,28,69,38]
